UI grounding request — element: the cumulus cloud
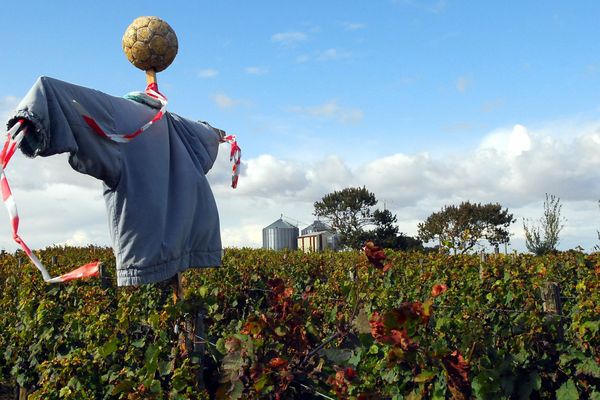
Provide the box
[1,96,18,122]
[288,100,364,124]
[245,66,268,75]
[342,22,367,31]
[271,31,308,46]
[0,180,107,251]
[208,122,600,251]
[212,93,251,109]
[317,48,352,61]
[198,69,219,78]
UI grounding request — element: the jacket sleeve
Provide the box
[7,76,128,188]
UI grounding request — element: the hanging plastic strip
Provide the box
[0,119,101,283]
[221,134,241,188]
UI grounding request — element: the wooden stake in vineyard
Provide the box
[540,281,564,340]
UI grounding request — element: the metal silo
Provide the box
[301,220,331,235]
[262,218,299,250]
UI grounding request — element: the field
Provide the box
[0,246,598,399]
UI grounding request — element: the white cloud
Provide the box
[480,124,532,157]
[0,180,107,251]
[198,69,219,79]
[342,22,367,31]
[212,93,251,109]
[456,76,471,92]
[245,66,268,75]
[61,230,93,246]
[208,121,600,251]
[213,93,236,108]
[1,96,18,123]
[317,48,352,61]
[288,100,364,124]
[271,31,308,46]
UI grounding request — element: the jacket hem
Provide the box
[115,249,221,286]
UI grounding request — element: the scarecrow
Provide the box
[2,16,240,287]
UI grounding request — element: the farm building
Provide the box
[297,220,339,252]
[262,218,299,250]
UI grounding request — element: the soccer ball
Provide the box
[122,16,178,72]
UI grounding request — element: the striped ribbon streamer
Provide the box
[72,82,167,143]
[221,134,241,188]
[75,83,241,188]
[0,119,100,283]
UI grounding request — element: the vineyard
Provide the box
[0,245,598,399]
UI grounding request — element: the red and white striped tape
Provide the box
[74,83,241,188]
[0,119,100,283]
[221,134,241,188]
[72,82,167,143]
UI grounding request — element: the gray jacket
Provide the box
[8,76,222,286]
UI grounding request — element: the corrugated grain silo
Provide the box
[262,218,299,250]
[301,220,331,235]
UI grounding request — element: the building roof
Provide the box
[301,220,332,235]
[264,218,297,230]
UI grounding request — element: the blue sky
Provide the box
[1,1,600,252]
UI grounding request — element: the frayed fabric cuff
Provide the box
[8,109,49,158]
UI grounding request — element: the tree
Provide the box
[314,187,377,249]
[523,194,565,255]
[373,209,423,251]
[417,201,515,254]
[373,209,399,249]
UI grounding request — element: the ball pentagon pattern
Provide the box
[122,16,178,72]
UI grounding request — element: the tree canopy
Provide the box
[313,187,422,250]
[523,194,565,255]
[373,209,423,251]
[313,186,377,249]
[417,201,515,254]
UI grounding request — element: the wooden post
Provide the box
[540,281,564,340]
[479,250,486,281]
[540,282,562,315]
[171,272,205,388]
[186,310,206,389]
[99,263,111,289]
[146,69,157,85]
[19,386,28,400]
[172,272,183,304]
[51,255,58,266]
